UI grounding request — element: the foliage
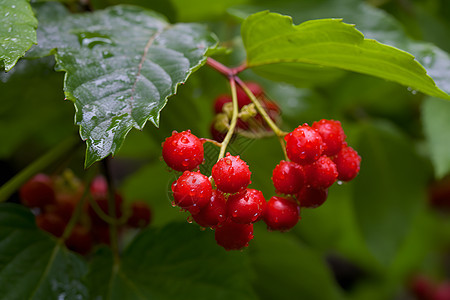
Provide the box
[1,0,449,299]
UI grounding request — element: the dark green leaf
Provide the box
[422,97,450,178]
[240,11,449,99]
[0,0,37,71]
[250,228,343,300]
[29,2,218,167]
[85,223,257,300]
[353,122,430,266]
[0,203,88,300]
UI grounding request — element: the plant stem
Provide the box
[0,136,79,203]
[217,78,238,161]
[199,138,222,148]
[101,158,120,264]
[235,78,287,137]
[60,167,97,241]
[206,57,234,77]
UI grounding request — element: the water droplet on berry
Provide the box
[171,201,176,207]
[181,137,189,144]
[186,215,193,223]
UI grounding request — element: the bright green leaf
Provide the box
[29,2,218,167]
[353,122,430,266]
[0,0,37,71]
[0,204,88,300]
[241,11,449,100]
[85,223,258,300]
[422,97,450,178]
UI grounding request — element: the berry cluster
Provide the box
[210,82,280,142]
[163,82,361,251]
[268,120,361,231]
[20,171,152,255]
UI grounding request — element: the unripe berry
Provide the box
[162,130,204,172]
[285,125,324,165]
[304,156,338,189]
[127,201,152,228]
[263,196,300,231]
[312,119,346,156]
[333,146,361,181]
[212,153,251,194]
[214,220,254,250]
[226,189,266,224]
[172,171,212,214]
[20,174,55,209]
[192,189,227,228]
[272,160,305,194]
[297,186,328,208]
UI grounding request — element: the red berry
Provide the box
[162,130,204,172]
[304,156,338,189]
[312,119,346,156]
[411,275,434,300]
[65,225,93,255]
[297,186,328,208]
[333,146,361,181]
[35,213,66,237]
[212,153,251,194]
[285,124,324,165]
[47,200,76,223]
[192,189,227,228]
[20,174,55,209]
[272,160,305,194]
[226,189,266,224]
[215,220,254,250]
[172,171,212,214]
[263,196,300,231]
[236,82,263,108]
[127,201,152,228]
[213,94,232,113]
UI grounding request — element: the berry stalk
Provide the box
[217,77,239,161]
[60,168,96,241]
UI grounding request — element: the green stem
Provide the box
[217,78,239,161]
[60,167,97,241]
[0,136,79,203]
[235,78,287,137]
[102,158,120,264]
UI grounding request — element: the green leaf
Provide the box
[250,228,343,300]
[85,223,257,300]
[241,11,449,100]
[0,203,88,300]
[0,0,37,71]
[353,122,430,266]
[422,97,450,178]
[29,2,218,167]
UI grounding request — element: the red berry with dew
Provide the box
[304,155,338,189]
[172,171,212,214]
[312,119,346,156]
[263,196,300,231]
[212,153,251,194]
[333,146,361,181]
[162,130,204,172]
[192,189,227,228]
[285,124,324,165]
[297,186,328,208]
[272,160,305,194]
[214,220,254,250]
[226,189,266,224]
